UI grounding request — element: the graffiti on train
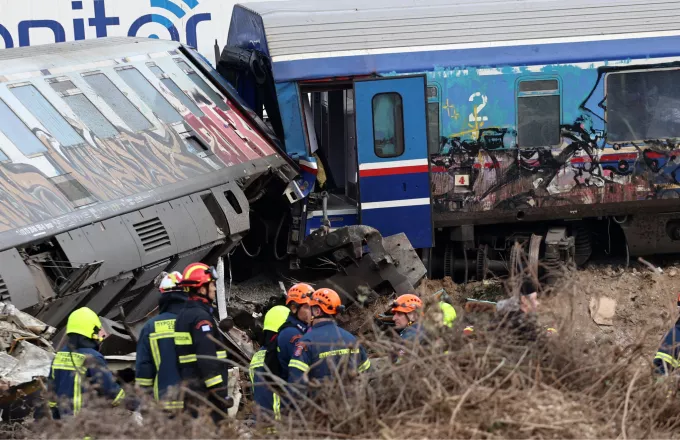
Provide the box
[426,63,680,214]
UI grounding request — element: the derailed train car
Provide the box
[0,37,301,334]
[222,0,680,279]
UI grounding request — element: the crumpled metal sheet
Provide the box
[0,302,56,388]
[0,303,55,340]
[0,340,54,387]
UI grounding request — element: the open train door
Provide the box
[354,75,433,249]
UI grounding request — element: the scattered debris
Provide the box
[0,303,55,389]
[637,257,663,275]
[589,296,617,326]
[0,303,56,422]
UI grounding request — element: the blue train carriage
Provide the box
[0,37,299,332]
[223,0,680,279]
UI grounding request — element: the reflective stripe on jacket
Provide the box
[174,299,228,395]
[249,349,282,420]
[287,320,369,393]
[135,309,183,410]
[48,348,125,418]
[276,315,307,382]
[654,321,680,375]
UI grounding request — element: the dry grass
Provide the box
[8,267,680,439]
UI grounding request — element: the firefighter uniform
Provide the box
[135,273,186,410]
[288,320,370,387]
[249,306,290,421]
[48,307,125,418]
[654,320,680,375]
[276,314,308,381]
[174,298,229,411]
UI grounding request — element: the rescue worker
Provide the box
[439,301,458,328]
[249,305,290,421]
[288,288,370,394]
[47,307,126,418]
[135,271,186,411]
[653,293,680,375]
[174,262,233,421]
[277,283,314,382]
[392,294,426,342]
[489,278,557,342]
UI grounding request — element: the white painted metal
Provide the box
[238,0,680,61]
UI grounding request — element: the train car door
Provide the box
[354,75,433,249]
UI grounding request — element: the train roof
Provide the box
[0,37,180,77]
[232,0,680,81]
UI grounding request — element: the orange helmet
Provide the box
[391,294,422,314]
[181,263,217,288]
[310,288,343,315]
[286,283,314,306]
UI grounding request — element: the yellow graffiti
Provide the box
[449,105,485,140]
[442,98,460,120]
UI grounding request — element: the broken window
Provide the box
[607,69,680,142]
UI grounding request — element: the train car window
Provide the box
[115,67,182,124]
[174,59,229,111]
[517,79,560,148]
[607,69,680,142]
[10,84,85,147]
[372,92,405,158]
[427,85,440,154]
[147,63,204,117]
[82,73,153,132]
[0,98,48,156]
[49,79,119,140]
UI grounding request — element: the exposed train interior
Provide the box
[299,82,360,235]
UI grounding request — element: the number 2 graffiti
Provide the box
[468,92,488,123]
[449,92,489,139]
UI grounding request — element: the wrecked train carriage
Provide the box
[224,0,680,280]
[0,37,298,337]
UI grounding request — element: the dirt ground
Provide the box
[414,260,680,363]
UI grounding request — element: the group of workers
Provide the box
[41,261,376,423]
[43,262,231,421]
[43,259,680,424]
[248,282,370,421]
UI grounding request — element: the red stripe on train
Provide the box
[359,165,429,177]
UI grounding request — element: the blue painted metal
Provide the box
[359,173,430,203]
[271,34,680,82]
[355,76,433,249]
[275,82,308,158]
[225,6,269,111]
[363,204,433,248]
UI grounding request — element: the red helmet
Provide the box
[286,283,314,306]
[391,294,422,314]
[310,288,344,315]
[181,263,217,288]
